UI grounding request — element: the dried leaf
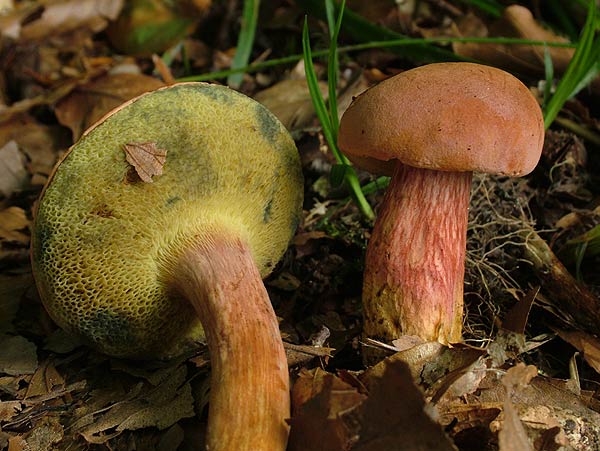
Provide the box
[0,401,22,422]
[502,288,539,335]
[25,360,65,399]
[254,79,328,131]
[557,330,600,375]
[0,141,28,198]
[351,360,457,451]
[0,335,38,376]
[0,207,29,244]
[0,0,124,42]
[123,141,167,183]
[453,6,574,77]
[0,115,69,179]
[288,368,366,451]
[55,74,165,140]
[78,364,194,443]
[7,435,27,451]
[498,395,534,451]
[24,416,64,451]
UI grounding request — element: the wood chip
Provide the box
[122,141,167,183]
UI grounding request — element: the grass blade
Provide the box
[543,0,598,128]
[227,0,260,88]
[302,18,374,220]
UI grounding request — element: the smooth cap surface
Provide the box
[32,83,303,358]
[338,63,544,176]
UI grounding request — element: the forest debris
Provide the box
[24,359,65,399]
[55,73,165,140]
[254,79,328,131]
[0,115,68,180]
[502,288,538,335]
[0,0,124,42]
[0,141,28,198]
[0,273,33,334]
[0,335,38,376]
[522,228,600,332]
[123,142,167,183]
[453,5,574,77]
[284,342,334,367]
[77,364,194,443]
[22,415,64,451]
[557,330,600,374]
[288,368,366,451]
[0,401,22,422]
[497,364,537,451]
[0,207,29,244]
[350,360,457,451]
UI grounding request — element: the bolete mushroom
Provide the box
[338,63,544,347]
[31,83,303,450]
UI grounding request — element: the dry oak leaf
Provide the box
[557,330,600,375]
[0,207,29,244]
[123,141,167,183]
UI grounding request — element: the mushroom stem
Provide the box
[171,233,290,451]
[363,163,471,346]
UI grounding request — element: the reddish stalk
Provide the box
[171,234,290,451]
[363,163,472,345]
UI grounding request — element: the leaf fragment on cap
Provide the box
[122,141,167,183]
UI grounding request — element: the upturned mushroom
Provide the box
[338,63,544,347]
[31,83,303,450]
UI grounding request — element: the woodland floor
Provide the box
[1,1,600,450]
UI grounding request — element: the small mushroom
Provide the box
[338,63,544,347]
[31,83,303,450]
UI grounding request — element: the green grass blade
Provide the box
[455,0,503,18]
[177,37,576,83]
[327,0,346,139]
[297,0,462,63]
[544,0,598,128]
[542,46,554,107]
[302,18,374,220]
[227,0,260,88]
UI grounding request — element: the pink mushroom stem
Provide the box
[363,163,472,345]
[171,233,290,451]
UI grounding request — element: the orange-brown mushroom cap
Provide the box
[338,63,544,176]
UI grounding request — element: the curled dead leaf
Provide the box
[0,207,29,244]
[55,73,165,140]
[123,142,167,183]
[453,6,575,77]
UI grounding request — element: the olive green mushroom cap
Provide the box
[32,83,303,359]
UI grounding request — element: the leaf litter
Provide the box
[0,0,599,449]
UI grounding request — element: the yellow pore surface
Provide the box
[32,83,303,359]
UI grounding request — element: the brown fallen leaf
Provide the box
[288,368,366,451]
[351,360,457,451]
[55,73,165,140]
[22,415,64,451]
[453,6,574,77]
[557,330,600,375]
[0,141,28,198]
[24,360,65,399]
[0,207,29,244]
[77,364,194,443]
[254,79,328,131]
[0,0,124,42]
[0,114,70,180]
[498,364,538,451]
[0,401,22,422]
[123,141,167,183]
[0,335,38,376]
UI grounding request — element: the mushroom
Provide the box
[338,63,544,347]
[31,83,303,450]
